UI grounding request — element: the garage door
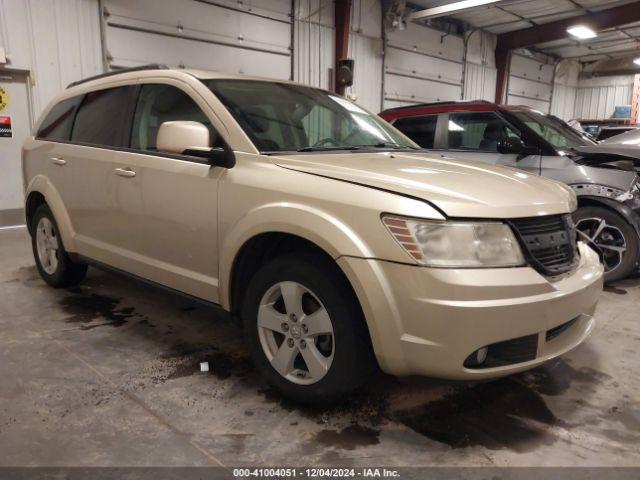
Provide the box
[103,0,292,80]
[383,23,464,109]
[507,53,554,113]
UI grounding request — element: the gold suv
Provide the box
[23,66,604,402]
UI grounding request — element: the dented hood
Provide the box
[270,151,574,219]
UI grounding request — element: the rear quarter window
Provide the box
[37,97,82,141]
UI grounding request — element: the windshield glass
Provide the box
[205,79,417,153]
[511,110,595,151]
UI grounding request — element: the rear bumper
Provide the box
[338,242,604,379]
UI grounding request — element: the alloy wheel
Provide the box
[35,217,59,275]
[575,217,627,272]
[257,281,335,385]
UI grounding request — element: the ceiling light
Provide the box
[634,57,640,66]
[567,25,597,40]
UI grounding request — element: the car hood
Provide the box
[270,151,574,218]
[571,145,640,172]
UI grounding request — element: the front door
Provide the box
[440,111,542,172]
[119,81,223,302]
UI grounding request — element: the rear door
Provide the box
[64,84,140,260]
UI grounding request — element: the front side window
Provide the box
[511,110,595,150]
[447,112,521,152]
[71,86,136,147]
[205,79,416,153]
[37,96,82,141]
[131,84,217,151]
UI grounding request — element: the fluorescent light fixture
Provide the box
[634,57,640,66]
[407,0,503,21]
[567,25,597,40]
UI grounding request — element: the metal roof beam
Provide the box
[497,2,640,51]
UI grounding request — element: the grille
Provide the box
[510,214,577,276]
[546,317,579,342]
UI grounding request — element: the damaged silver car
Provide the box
[381,102,640,282]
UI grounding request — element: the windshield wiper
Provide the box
[354,142,420,150]
[296,145,363,152]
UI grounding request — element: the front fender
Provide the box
[218,201,376,310]
[25,175,77,252]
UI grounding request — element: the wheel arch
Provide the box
[24,175,77,251]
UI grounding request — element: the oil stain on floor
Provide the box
[59,287,139,329]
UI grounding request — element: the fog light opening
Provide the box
[476,346,488,364]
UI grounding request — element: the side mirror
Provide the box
[497,137,539,158]
[497,137,525,155]
[157,120,235,168]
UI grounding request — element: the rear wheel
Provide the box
[242,254,376,403]
[31,204,87,288]
[573,206,638,283]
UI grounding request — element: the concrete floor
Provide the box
[1,226,639,468]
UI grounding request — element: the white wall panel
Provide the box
[293,0,334,90]
[507,54,554,112]
[574,75,635,120]
[0,0,102,116]
[105,0,292,79]
[293,0,382,111]
[463,62,496,101]
[346,33,383,112]
[550,60,579,120]
[551,84,577,120]
[463,30,496,101]
[383,22,464,108]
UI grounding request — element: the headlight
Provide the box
[382,215,526,268]
[568,189,578,212]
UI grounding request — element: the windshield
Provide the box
[205,79,417,153]
[511,110,595,151]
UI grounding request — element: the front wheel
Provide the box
[573,206,638,283]
[242,254,377,403]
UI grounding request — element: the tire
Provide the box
[242,254,377,403]
[573,206,639,283]
[31,204,87,288]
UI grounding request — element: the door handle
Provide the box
[50,157,66,166]
[114,167,136,178]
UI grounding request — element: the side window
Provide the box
[131,84,216,151]
[71,86,135,147]
[392,115,438,148]
[448,112,520,152]
[37,96,82,141]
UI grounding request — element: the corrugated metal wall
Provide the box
[506,53,554,113]
[463,30,496,102]
[0,0,102,117]
[574,75,635,120]
[104,0,293,79]
[293,0,334,90]
[292,0,382,112]
[550,60,579,120]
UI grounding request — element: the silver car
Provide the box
[381,102,640,282]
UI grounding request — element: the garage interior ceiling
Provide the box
[410,0,640,62]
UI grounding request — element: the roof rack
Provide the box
[67,64,170,89]
[382,100,494,113]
